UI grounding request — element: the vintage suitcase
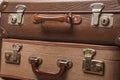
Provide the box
[1,0,120,46]
[0,38,120,80]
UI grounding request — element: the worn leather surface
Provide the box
[1,39,120,80]
[1,0,120,46]
[2,0,120,12]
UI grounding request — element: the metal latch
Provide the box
[8,5,26,25]
[5,44,23,64]
[83,48,104,75]
[90,3,104,26]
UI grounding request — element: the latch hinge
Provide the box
[90,3,105,26]
[83,48,104,75]
[90,3,114,28]
[8,5,26,25]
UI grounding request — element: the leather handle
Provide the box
[33,14,69,22]
[29,56,73,79]
[33,14,82,25]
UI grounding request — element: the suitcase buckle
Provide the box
[83,48,104,75]
[90,3,113,28]
[8,5,26,25]
[90,3,104,26]
[5,44,23,65]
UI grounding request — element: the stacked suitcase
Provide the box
[0,0,120,80]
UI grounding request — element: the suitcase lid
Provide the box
[1,0,120,13]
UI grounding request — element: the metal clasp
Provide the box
[83,48,96,70]
[90,3,104,26]
[83,48,104,75]
[57,59,73,69]
[16,5,26,24]
[8,5,26,25]
[5,44,23,64]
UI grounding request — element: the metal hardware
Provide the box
[57,59,73,69]
[83,48,104,75]
[16,5,26,24]
[5,44,23,64]
[8,14,18,25]
[101,16,109,26]
[29,56,42,67]
[29,56,73,69]
[10,15,17,24]
[0,0,8,11]
[99,14,113,28]
[90,3,104,26]
[8,5,26,25]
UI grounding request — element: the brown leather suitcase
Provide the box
[1,0,120,46]
[0,38,120,80]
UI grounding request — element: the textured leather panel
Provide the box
[2,0,120,12]
[1,0,120,46]
[2,13,120,46]
[1,39,120,80]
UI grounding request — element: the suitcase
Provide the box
[0,38,120,80]
[1,0,120,46]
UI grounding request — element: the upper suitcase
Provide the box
[1,0,120,46]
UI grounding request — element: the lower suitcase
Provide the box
[0,39,120,80]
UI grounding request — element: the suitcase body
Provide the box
[1,0,120,46]
[0,39,120,80]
